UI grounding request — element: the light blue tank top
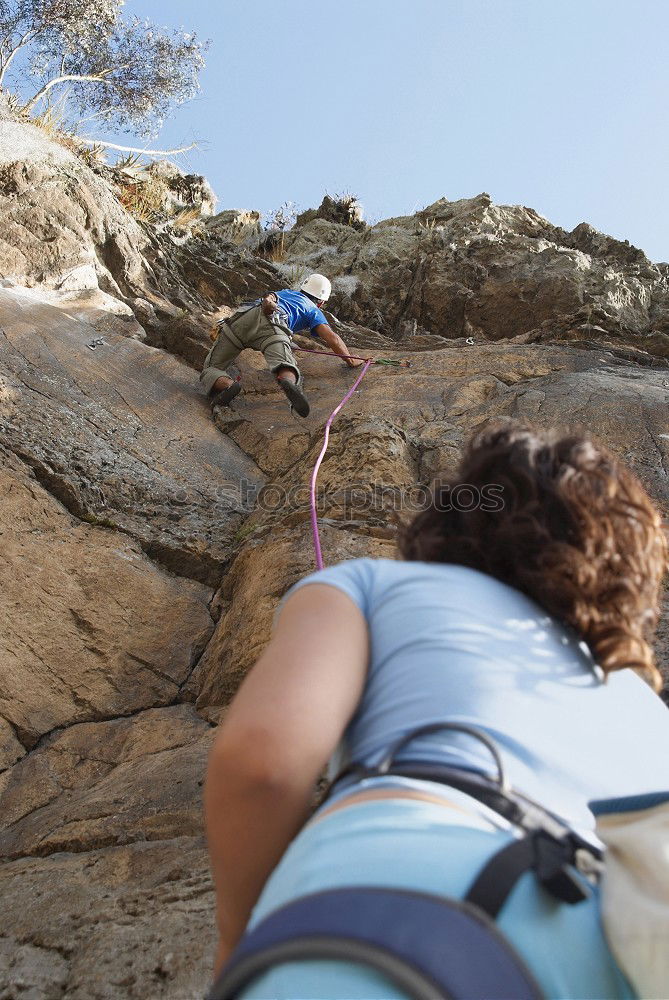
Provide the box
[284,558,669,834]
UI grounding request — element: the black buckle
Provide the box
[533,831,590,905]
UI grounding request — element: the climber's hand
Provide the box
[260,293,278,317]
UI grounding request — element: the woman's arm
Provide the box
[204,582,369,972]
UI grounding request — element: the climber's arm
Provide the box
[204,583,369,974]
[313,323,365,367]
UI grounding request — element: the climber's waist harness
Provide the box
[216,296,292,340]
[209,723,601,1000]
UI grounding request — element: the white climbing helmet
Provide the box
[300,273,331,302]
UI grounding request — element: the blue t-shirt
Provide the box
[273,289,327,337]
[282,557,669,834]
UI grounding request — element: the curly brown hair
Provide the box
[399,424,668,690]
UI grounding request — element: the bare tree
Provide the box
[0,0,208,136]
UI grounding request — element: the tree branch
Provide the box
[0,31,15,58]
[98,63,131,76]
[24,72,115,112]
[77,137,198,156]
[72,106,115,126]
[0,29,36,86]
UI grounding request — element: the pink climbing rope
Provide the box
[294,345,411,367]
[295,345,379,364]
[309,358,373,570]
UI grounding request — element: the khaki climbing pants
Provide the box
[200,305,300,395]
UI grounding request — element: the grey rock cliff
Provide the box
[278,192,669,358]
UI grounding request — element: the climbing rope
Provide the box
[295,345,411,368]
[309,358,374,569]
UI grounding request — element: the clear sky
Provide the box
[117,1,669,260]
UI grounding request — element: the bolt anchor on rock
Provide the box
[86,337,108,351]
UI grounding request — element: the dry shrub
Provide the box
[115,175,169,223]
[171,205,205,233]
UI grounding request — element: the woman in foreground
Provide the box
[204,424,669,999]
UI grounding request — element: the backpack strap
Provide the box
[208,887,544,1000]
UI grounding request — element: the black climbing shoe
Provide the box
[276,375,310,418]
[210,382,242,410]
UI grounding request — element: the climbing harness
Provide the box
[209,723,598,1000]
[327,722,601,912]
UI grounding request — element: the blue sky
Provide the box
[53,1,669,260]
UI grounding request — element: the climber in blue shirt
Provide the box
[270,288,329,334]
[200,274,363,418]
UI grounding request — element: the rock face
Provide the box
[0,454,215,748]
[0,113,282,357]
[205,208,262,243]
[1,113,668,998]
[0,705,212,859]
[142,159,217,218]
[295,193,366,231]
[0,283,262,584]
[0,839,216,999]
[197,340,669,715]
[281,192,669,359]
[0,119,154,300]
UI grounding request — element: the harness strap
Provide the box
[334,762,515,822]
[224,302,260,330]
[328,722,602,860]
[211,723,594,998]
[326,721,600,917]
[209,887,544,1000]
[217,314,291,357]
[465,831,590,919]
[216,320,246,351]
[331,760,565,834]
[259,332,292,352]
